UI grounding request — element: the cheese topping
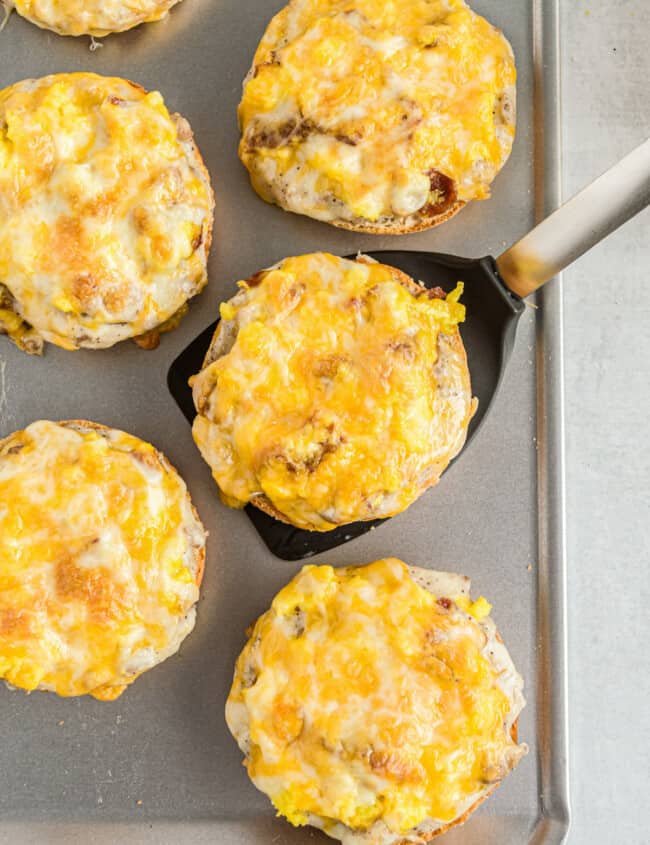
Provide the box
[239,0,516,225]
[0,73,213,352]
[0,420,205,700]
[191,253,473,531]
[13,0,181,36]
[226,559,527,838]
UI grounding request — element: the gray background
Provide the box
[561,2,650,844]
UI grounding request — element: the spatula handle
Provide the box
[496,138,650,298]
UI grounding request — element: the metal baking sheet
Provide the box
[0,0,569,842]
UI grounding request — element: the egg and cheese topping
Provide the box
[226,559,527,839]
[0,420,205,701]
[191,253,473,531]
[239,0,516,227]
[12,0,182,36]
[0,73,213,353]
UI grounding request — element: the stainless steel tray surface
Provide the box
[0,1,569,843]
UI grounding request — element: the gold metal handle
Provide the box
[496,138,650,298]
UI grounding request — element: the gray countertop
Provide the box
[561,2,650,844]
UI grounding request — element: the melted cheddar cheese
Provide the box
[226,559,527,839]
[0,420,205,700]
[13,0,182,36]
[0,73,213,353]
[239,0,516,226]
[191,253,474,531]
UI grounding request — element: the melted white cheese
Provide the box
[13,0,182,36]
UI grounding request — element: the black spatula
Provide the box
[169,139,650,560]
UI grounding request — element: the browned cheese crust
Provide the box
[200,256,474,530]
[0,419,206,586]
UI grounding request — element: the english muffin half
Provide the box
[11,0,184,37]
[238,0,516,233]
[0,73,214,355]
[191,253,476,531]
[0,419,206,700]
[226,558,527,843]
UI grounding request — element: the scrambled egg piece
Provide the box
[0,73,213,352]
[13,0,182,37]
[0,420,205,700]
[191,253,474,530]
[226,559,527,838]
[239,0,516,227]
